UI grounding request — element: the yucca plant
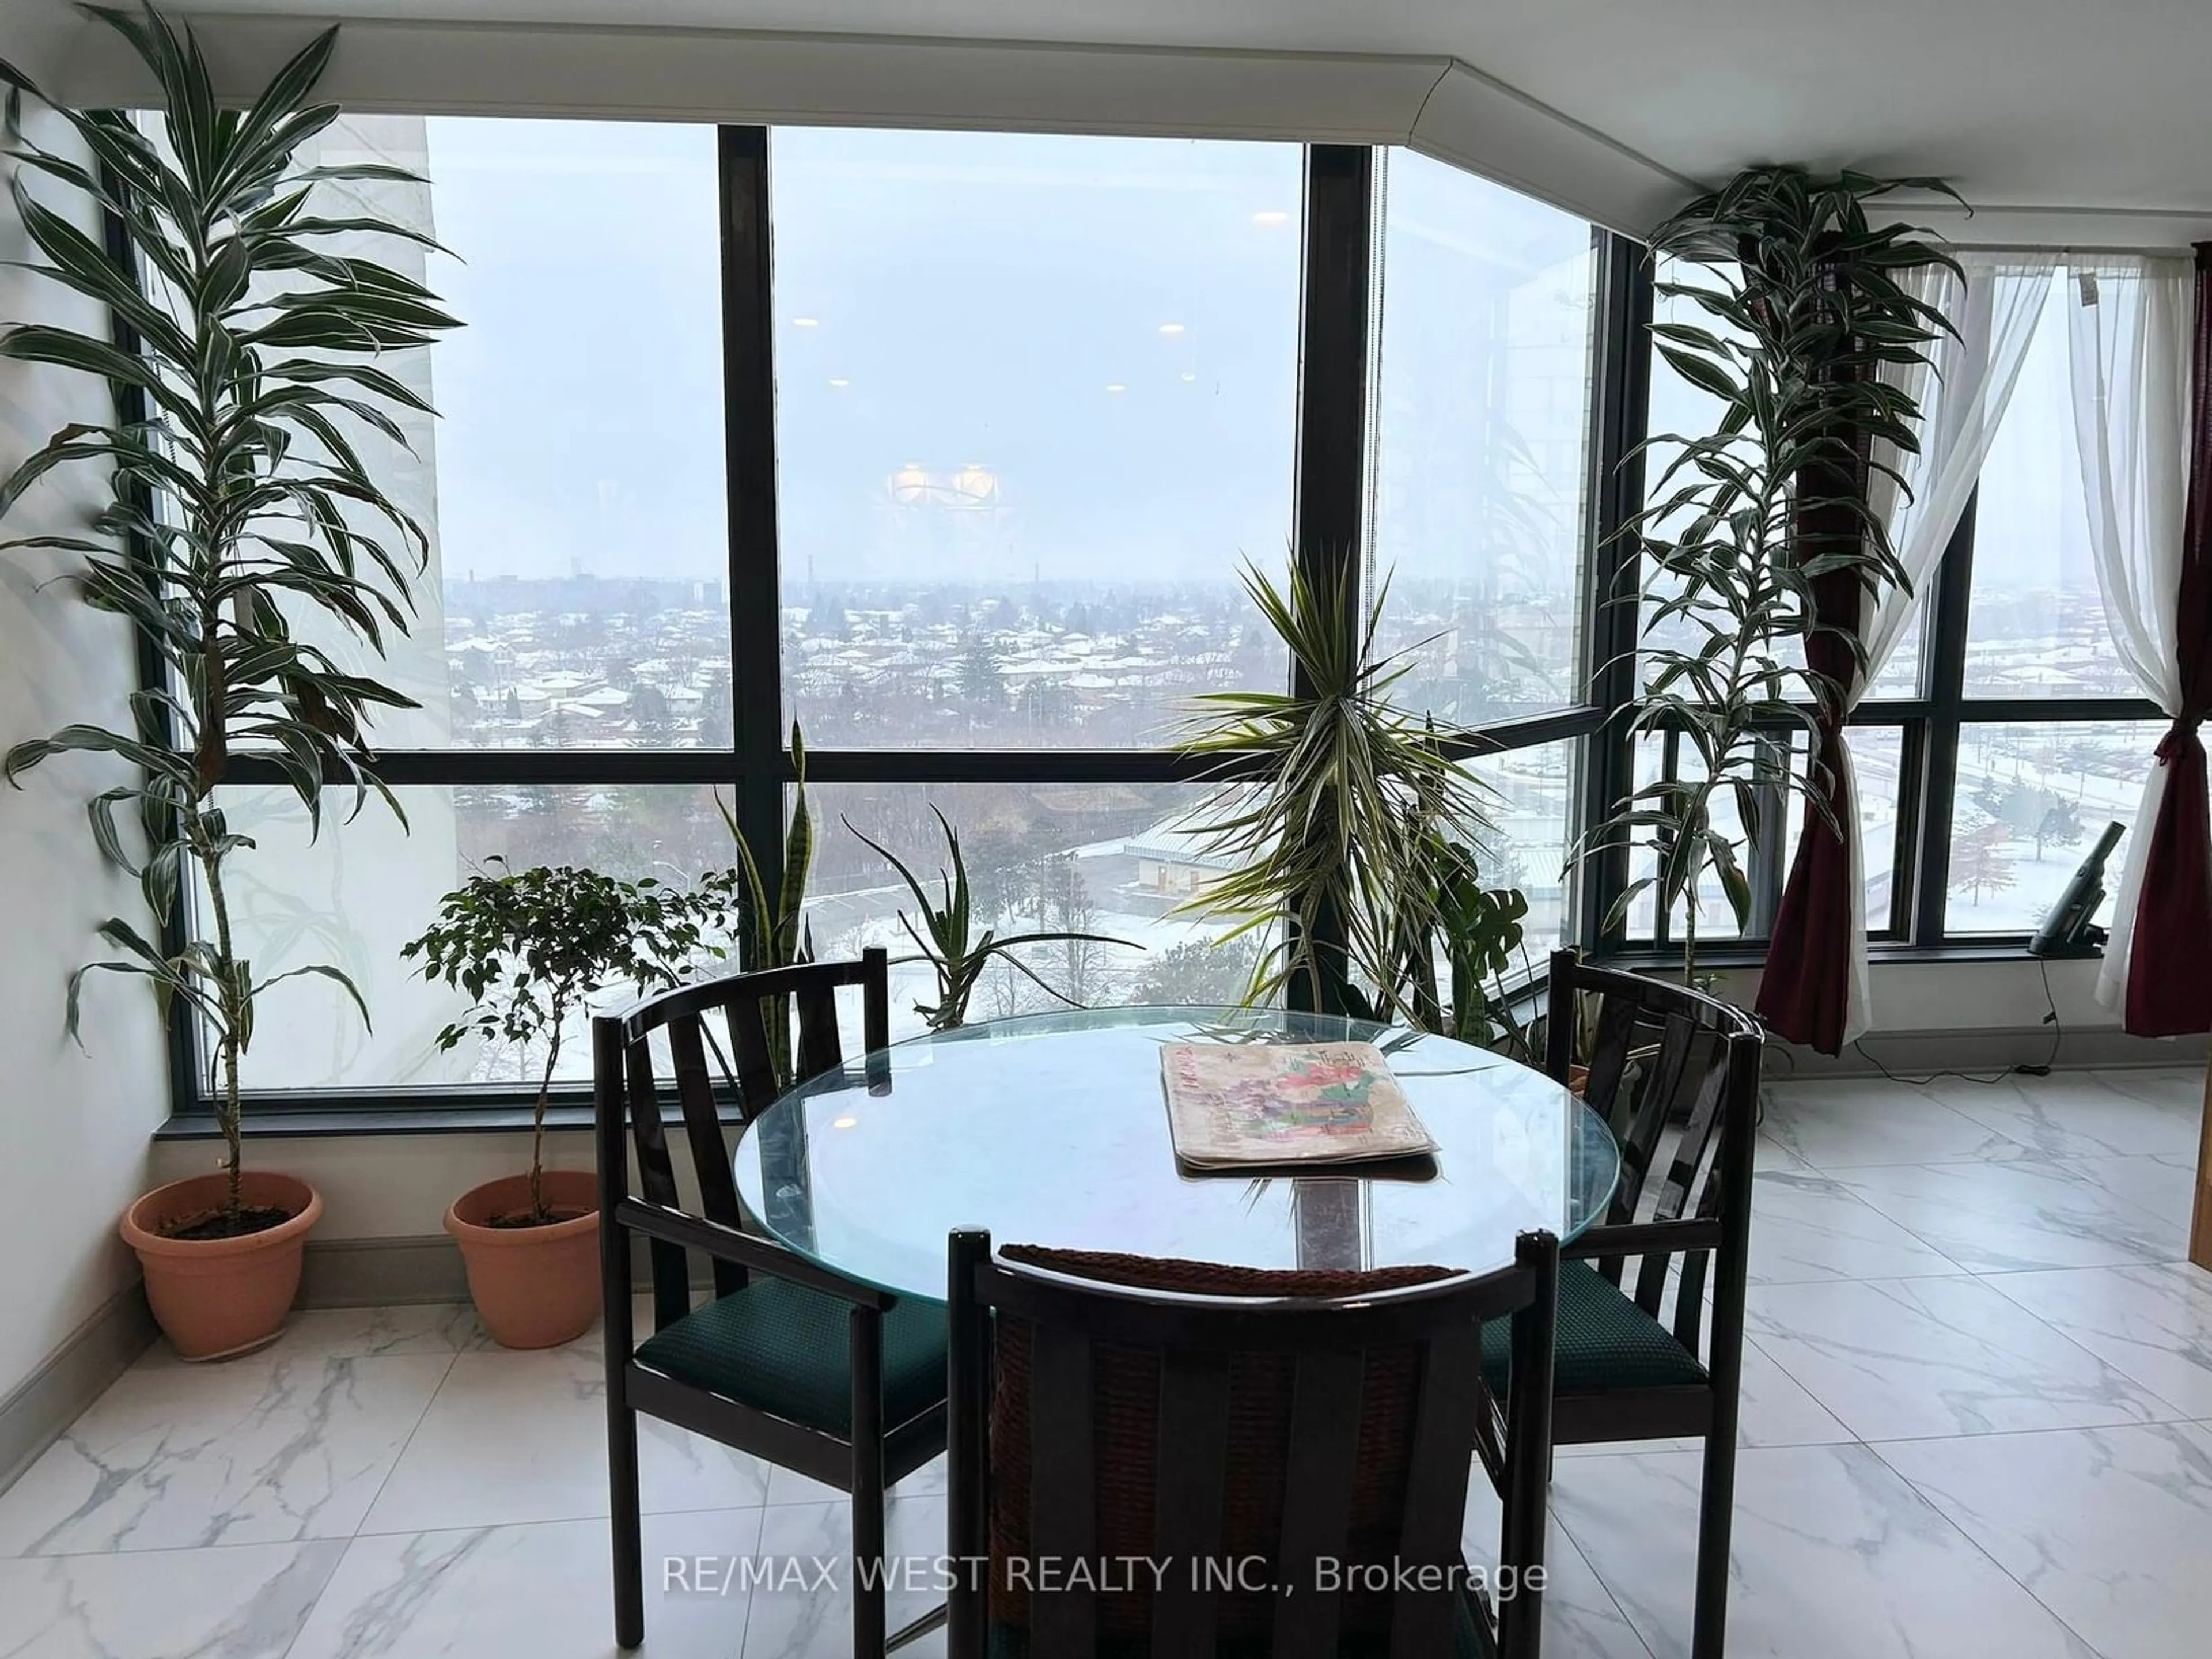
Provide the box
[1175,555,1505,1019]
[0,7,459,1229]
[1590,166,1959,981]
[847,805,1136,1031]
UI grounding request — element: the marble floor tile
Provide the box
[1759,1080,2033,1170]
[740,1492,950,1659]
[2047,1153,2202,1236]
[1744,1274,2183,1440]
[359,1345,772,1535]
[1876,1421,2212,1659]
[287,1507,764,1659]
[1463,1467,1653,1658]
[0,1539,345,1659]
[1836,1157,2180,1273]
[0,1353,451,1557]
[1752,1130,1818,1175]
[1550,1444,2100,1659]
[766,1452,945,1508]
[1982,1261,2212,1418]
[1745,1171,1964,1284]
[1929,1068,2205,1160]
[282,1303,494,1358]
[1730,1335,1857,1449]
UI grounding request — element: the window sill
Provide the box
[156,938,2092,1141]
[153,1096,743,1142]
[1593,938,2093,974]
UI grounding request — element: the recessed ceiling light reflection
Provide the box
[792,316,821,328]
[1105,383,1128,394]
[828,377,850,387]
[1158,322,1185,336]
[831,1115,858,1129]
[1179,371,1197,382]
[1251,210,1290,227]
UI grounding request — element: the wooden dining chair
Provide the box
[592,949,949,1658]
[946,1228,1560,1659]
[1479,948,1763,1659]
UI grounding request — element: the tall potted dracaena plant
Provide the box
[1588,166,1958,985]
[0,8,458,1358]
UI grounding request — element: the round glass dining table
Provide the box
[732,1005,1622,1302]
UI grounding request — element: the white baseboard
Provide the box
[1774,1025,2207,1081]
[0,1285,157,1498]
[296,1232,707,1308]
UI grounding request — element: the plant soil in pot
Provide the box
[446,1170,601,1349]
[120,1172,323,1361]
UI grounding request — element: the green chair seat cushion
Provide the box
[986,1583,1494,1657]
[635,1278,947,1437]
[1482,1260,1706,1396]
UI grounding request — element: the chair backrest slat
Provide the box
[1027,1321,1098,1656]
[725,995,782,1122]
[1149,1349,1232,1659]
[668,1018,743,1220]
[794,979,844,1081]
[622,1036,694,1328]
[598,951,891,1323]
[1581,993,1642,1128]
[1389,1323,1484,1659]
[1614,1008,1696,1220]
[1271,1350,1364,1659]
[1544,948,1764,1317]
[666,1017,747,1299]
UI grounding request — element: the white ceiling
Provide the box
[13,0,2212,236]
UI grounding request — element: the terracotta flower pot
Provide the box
[120,1171,323,1361]
[446,1169,601,1349]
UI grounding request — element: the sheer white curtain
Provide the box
[1831,253,2057,1040]
[2065,255,2195,1014]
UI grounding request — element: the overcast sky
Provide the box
[418,119,1594,590]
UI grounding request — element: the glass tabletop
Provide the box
[733,1005,1622,1302]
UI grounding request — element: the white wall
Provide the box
[149,1130,604,1240]
[1709,954,2128,1038]
[0,110,168,1400]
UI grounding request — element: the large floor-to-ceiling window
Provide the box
[187,123,1624,1117]
[1604,260,2168,956]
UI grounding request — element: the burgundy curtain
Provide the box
[1758,563,1863,1054]
[2122,244,2212,1037]
[1758,265,1867,1056]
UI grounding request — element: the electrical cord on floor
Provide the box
[1847,954,2065,1086]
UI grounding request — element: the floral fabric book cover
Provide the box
[1158,1041,1437,1169]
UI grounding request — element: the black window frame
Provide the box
[137,127,1645,1131]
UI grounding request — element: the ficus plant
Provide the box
[1588,165,1959,982]
[847,805,1138,1031]
[0,7,460,1229]
[1175,555,1512,1022]
[402,862,721,1225]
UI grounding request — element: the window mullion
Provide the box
[1581,232,1655,956]
[718,124,788,878]
[1910,494,1980,943]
